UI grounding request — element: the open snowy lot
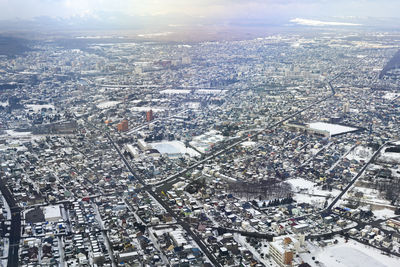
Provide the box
[301,238,400,267]
[287,178,340,205]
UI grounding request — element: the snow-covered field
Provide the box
[287,178,340,205]
[288,178,340,196]
[151,141,200,157]
[287,178,316,192]
[308,122,358,136]
[302,238,400,267]
[0,131,43,151]
[372,208,396,220]
[352,186,392,208]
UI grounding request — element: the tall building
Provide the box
[269,235,303,267]
[117,119,128,132]
[343,102,350,113]
[146,110,153,122]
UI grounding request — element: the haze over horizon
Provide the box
[0,0,400,33]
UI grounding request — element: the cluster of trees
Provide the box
[185,178,206,194]
[227,179,291,201]
[265,196,294,207]
[253,196,294,208]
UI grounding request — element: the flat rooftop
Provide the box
[307,122,359,137]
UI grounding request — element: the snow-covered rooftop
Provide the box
[151,141,200,157]
[43,205,62,221]
[307,122,358,136]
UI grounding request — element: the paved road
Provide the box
[0,178,21,267]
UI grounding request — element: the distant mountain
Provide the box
[0,11,205,33]
[0,14,399,43]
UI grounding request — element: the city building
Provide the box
[117,119,128,132]
[343,101,350,113]
[146,110,154,122]
[269,235,303,267]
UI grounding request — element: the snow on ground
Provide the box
[307,122,358,136]
[346,145,373,161]
[187,102,201,110]
[287,178,340,206]
[293,194,326,207]
[190,130,225,153]
[159,89,227,95]
[4,130,31,137]
[234,233,273,266]
[287,178,340,196]
[160,89,191,94]
[150,141,200,157]
[355,187,380,197]
[378,151,400,164]
[197,89,227,95]
[241,141,257,148]
[372,208,396,220]
[130,106,165,112]
[96,101,120,109]
[287,178,315,191]
[352,186,392,207]
[383,92,400,100]
[0,101,8,107]
[301,238,400,267]
[1,238,9,266]
[2,196,11,220]
[26,104,55,112]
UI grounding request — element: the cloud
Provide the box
[0,0,399,26]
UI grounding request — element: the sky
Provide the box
[0,0,399,27]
